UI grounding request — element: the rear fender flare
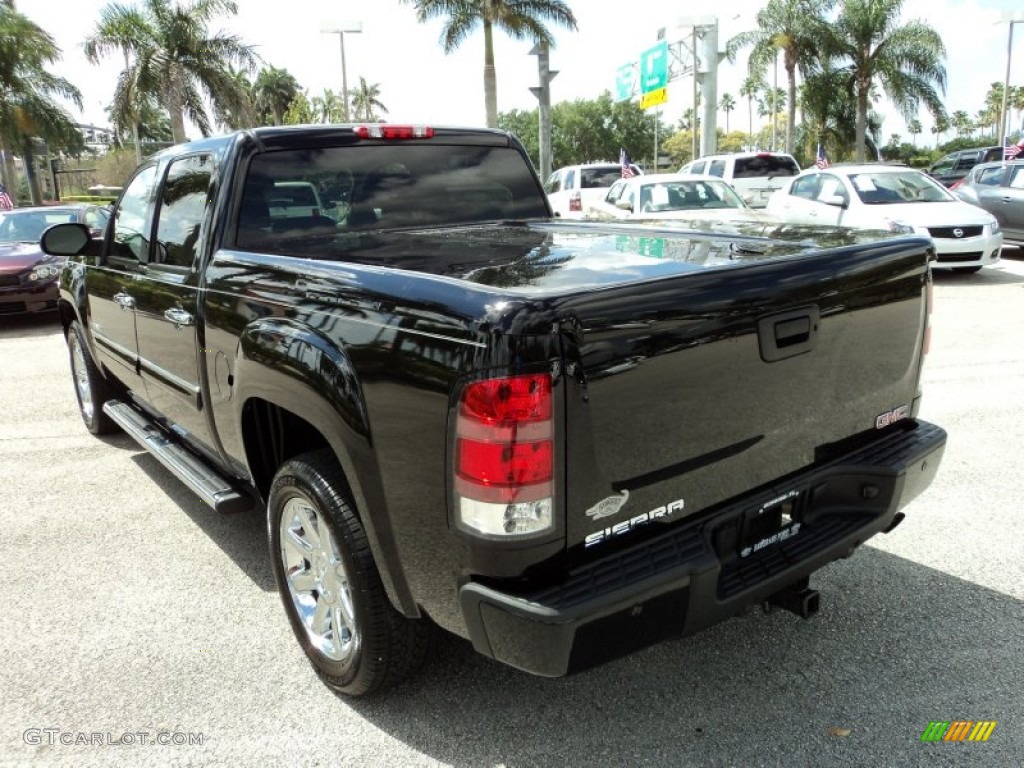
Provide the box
[234,318,417,617]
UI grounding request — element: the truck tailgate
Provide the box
[558,239,930,554]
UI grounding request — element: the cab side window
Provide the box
[621,187,636,212]
[604,181,625,204]
[790,175,820,200]
[690,161,706,175]
[816,174,848,204]
[976,167,1004,187]
[543,172,562,194]
[111,165,159,262]
[953,152,980,172]
[708,160,726,178]
[153,155,213,269]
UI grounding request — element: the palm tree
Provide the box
[0,2,83,203]
[983,81,1004,136]
[84,0,259,144]
[311,89,344,123]
[719,92,736,133]
[282,91,316,125]
[973,109,992,139]
[216,66,256,130]
[824,0,947,162]
[728,0,834,155]
[799,62,849,155]
[907,118,921,146]
[350,77,389,122]
[762,86,787,148]
[105,95,172,145]
[930,113,949,148]
[254,66,301,126]
[1013,85,1024,133]
[951,110,971,138]
[739,75,763,144]
[400,0,577,128]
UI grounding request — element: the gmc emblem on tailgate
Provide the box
[876,404,909,429]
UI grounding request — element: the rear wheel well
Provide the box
[57,300,75,336]
[241,398,332,499]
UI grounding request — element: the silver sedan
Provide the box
[954,160,1024,246]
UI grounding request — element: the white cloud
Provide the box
[22,0,1024,145]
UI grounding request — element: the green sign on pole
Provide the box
[614,63,637,102]
[640,41,668,94]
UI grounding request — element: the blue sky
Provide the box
[26,0,1024,146]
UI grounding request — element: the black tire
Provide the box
[268,450,433,696]
[67,320,117,435]
[953,266,983,274]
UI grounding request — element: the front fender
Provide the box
[233,318,417,617]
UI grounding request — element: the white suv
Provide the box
[544,162,642,218]
[679,151,800,208]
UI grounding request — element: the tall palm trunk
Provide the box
[855,76,869,162]
[22,137,41,204]
[784,52,797,154]
[166,69,187,143]
[0,139,19,200]
[483,21,497,128]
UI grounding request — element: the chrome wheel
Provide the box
[69,332,94,421]
[279,496,357,662]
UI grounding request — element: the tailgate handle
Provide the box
[775,316,811,345]
[757,306,819,362]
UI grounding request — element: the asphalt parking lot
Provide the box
[1,251,1022,767]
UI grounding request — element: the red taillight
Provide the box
[353,125,434,140]
[569,192,582,212]
[457,439,553,488]
[949,179,964,191]
[454,373,554,524]
[461,375,552,424]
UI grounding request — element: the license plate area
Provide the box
[712,490,805,561]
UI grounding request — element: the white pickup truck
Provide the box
[543,161,642,219]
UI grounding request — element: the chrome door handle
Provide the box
[163,307,194,328]
[113,292,135,310]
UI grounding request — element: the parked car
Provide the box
[952,159,1024,246]
[0,204,109,316]
[766,164,1003,273]
[678,151,801,208]
[584,173,774,224]
[925,146,1005,187]
[544,161,642,218]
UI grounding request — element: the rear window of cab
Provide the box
[733,156,800,178]
[580,167,624,188]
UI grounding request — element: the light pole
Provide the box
[997,15,1024,152]
[321,22,363,123]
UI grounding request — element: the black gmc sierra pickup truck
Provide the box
[41,125,946,696]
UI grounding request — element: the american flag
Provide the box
[620,148,636,178]
[1004,137,1024,160]
[815,143,830,169]
[0,183,13,211]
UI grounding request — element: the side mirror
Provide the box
[41,222,92,256]
[821,194,848,209]
[615,199,633,211]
